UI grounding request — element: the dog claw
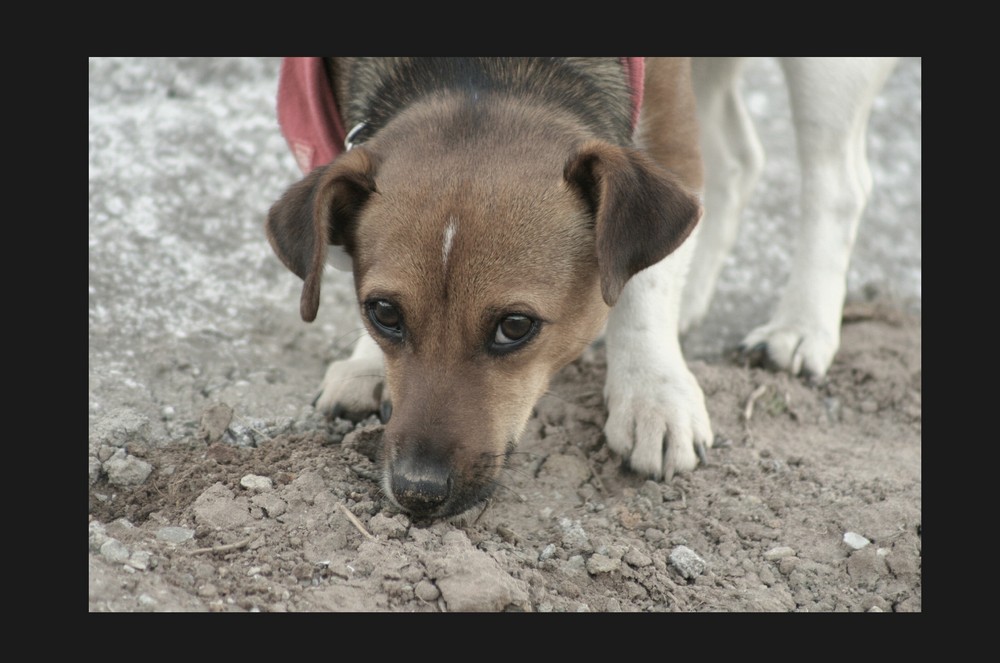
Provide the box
[694,440,708,465]
[380,400,393,423]
[739,342,768,366]
[662,450,677,482]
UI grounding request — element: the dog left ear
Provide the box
[564,140,702,306]
[266,147,379,322]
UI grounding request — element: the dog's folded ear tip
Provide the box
[299,292,319,322]
[600,272,625,307]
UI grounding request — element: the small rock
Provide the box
[100,538,131,563]
[669,545,706,580]
[228,423,263,448]
[197,583,218,598]
[156,526,195,544]
[538,544,557,561]
[89,407,151,448]
[414,579,440,602]
[778,557,799,575]
[623,547,653,568]
[198,403,234,443]
[764,546,796,561]
[558,518,592,554]
[103,449,153,487]
[759,565,777,586]
[89,522,108,552]
[240,474,273,492]
[127,551,152,571]
[586,553,620,574]
[843,531,871,550]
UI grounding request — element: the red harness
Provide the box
[277,57,646,174]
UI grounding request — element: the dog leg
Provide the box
[741,57,898,378]
[603,236,713,479]
[314,330,387,421]
[681,57,765,333]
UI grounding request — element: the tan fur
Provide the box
[267,58,703,518]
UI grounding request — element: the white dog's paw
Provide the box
[740,322,839,379]
[603,365,713,480]
[313,355,387,421]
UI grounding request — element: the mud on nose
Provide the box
[389,455,452,516]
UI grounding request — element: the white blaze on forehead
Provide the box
[442,217,458,272]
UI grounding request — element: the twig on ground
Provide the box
[587,456,606,494]
[188,537,253,555]
[338,502,375,540]
[744,384,768,423]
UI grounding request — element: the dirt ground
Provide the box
[88,58,920,612]
[88,300,920,612]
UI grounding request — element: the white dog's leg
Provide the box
[681,56,765,333]
[314,328,386,421]
[741,57,898,378]
[604,238,713,480]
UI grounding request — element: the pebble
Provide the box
[764,546,796,561]
[778,557,799,575]
[623,547,653,568]
[414,579,440,602]
[240,474,273,492]
[669,545,706,580]
[558,518,592,554]
[156,526,195,544]
[197,583,218,598]
[89,522,108,552]
[100,538,131,563]
[127,551,152,571]
[103,449,153,487]
[586,553,620,574]
[843,531,871,550]
[198,403,233,443]
[538,544,557,561]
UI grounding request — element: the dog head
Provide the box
[267,100,700,519]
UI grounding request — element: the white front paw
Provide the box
[313,355,385,421]
[604,364,713,480]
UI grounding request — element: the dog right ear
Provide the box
[564,140,702,307]
[266,147,379,322]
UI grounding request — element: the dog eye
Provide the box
[493,314,537,350]
[367,299,403,339]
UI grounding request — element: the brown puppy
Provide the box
[267,58,708,519]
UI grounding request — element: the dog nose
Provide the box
[390,456,452,516]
